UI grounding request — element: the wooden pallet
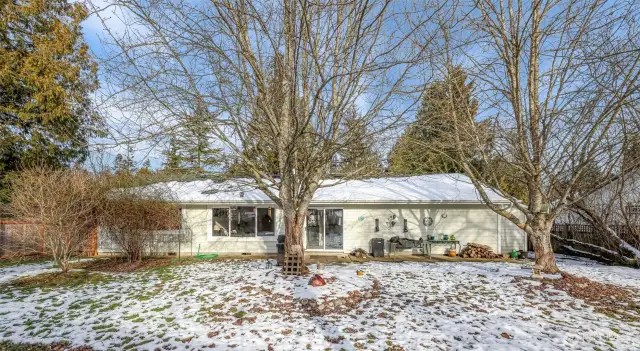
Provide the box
[282,252,303,275]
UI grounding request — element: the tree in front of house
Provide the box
[9,168,103,273]
[388,67,479,175]
[422,0,640,272]
[0,0,100,202]
[94,0,431,269]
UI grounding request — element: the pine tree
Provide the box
[161,137,183,174]
[0,0,99,202]
[137,159,153,175]
[174,110,222,174]
[114,145,136,174]
[388,67,478,175]
[335,109,382,176]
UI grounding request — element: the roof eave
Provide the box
[175,199,512,206]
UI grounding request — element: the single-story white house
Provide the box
[98,174,526,256]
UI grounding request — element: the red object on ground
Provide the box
[309,274,326,287]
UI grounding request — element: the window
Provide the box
[627,204,640,216]
[212,207,277,238]
[230,207,256,237]
[212,208,230,236]
[257,208,275,236]
[325,209,343,249]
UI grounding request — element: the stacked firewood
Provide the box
[350,248,368,258]
[460,243,501,259]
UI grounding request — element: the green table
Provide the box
[423,240,461,259]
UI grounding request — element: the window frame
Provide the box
[209,206,277,240]
[256,207,276,237]
[305,207,344,251]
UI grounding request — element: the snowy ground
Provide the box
[0,261,59,285]
[0,257,639,350]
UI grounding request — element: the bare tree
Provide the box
[99,175,180,262]
[558,139,640,265]
[409,0,640,272]
[90,0,435,265]
[9,168,102,272]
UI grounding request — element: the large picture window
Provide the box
[212,207,276,238]
[230,207,256,237]
[212,208,230,236]
[257,208,275,236]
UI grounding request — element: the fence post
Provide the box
[0,221,5,257]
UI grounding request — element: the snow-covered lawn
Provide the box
[0,260,59,285]
[1,257,639,350]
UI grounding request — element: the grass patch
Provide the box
[6,271,112,291]
[150,304,172,312]
[123,313,140,321]
[233,311,247,318]
[70,256,202,273]
[99,303,122,312]
[0,256,51,269]
[0,341,70,351]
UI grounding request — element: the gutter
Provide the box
[174,200,513,206]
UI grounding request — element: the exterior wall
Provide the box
[499,207,527,254]
[338,204,525,255]
[182,204,283,255]
[99,203,526,256]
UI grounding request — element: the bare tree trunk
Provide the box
[283,211,305,259]
[528,218,559,273]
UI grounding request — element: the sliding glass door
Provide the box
[306,209,324,249]
[306,208,343,250]
[325,209,343,249]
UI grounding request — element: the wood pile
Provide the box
[350,248,368,259]
[461,243,501,259]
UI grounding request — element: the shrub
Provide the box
[99,177,179,262]
[9,168,103,272]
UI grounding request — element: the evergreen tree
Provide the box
[137,159,153,175]
[335,109,382,176]
[114,145,136,175]
[388,67,478,175]
[0,0,99,202]
[174,109,222,174]
[162,137,182,173]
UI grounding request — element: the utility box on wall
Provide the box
[370,238,385,257]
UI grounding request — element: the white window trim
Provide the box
[304,207,344,250]
[208,206,277,241]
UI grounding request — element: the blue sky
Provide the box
[81,2,170,171]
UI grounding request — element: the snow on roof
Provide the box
[154,174,508,204]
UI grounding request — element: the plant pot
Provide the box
[448,249,457,257]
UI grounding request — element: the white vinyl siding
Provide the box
[340,204,509,255]
[110,203,526,256]
[180,205,283,254]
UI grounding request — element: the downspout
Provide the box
[496,212,502,255]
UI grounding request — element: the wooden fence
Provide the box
[552,223,640,237]
[0,220,97,258]
[551,223,640,260]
